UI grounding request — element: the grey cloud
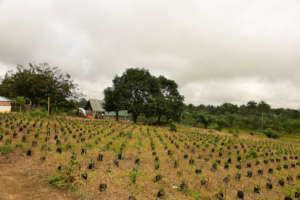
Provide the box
[0,0,300,108]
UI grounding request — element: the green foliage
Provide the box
[104,68,159,123]
[246,149,258,159]
[48,174,76,191]
[263,128,280,139]
[129,168,138,184]
[147,75,184,124]
[170,122,177,132]
[48,159,79,191]
[182,100,300,135]
[193,113,212,129]
[0,63,78,110]
[0,145,12,154]
[28,110,49,118]
[208,123,219,131]
[103,68,184,123]
[14,96,30,112]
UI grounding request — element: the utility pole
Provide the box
[48,96,50,115]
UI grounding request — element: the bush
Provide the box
[28,110,48,118]
[208,123,219,131]
[170,122,177,132]
[263,128,280,139]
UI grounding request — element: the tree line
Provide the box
[182,101,300,135]
[1,63,300,135]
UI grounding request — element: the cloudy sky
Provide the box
[0,0,300,108]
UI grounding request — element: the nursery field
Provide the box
[0,113,300,200]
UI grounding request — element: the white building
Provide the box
[0,96,12,113]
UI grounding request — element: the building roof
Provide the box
[0,96,12,102]
[89,99,105,112]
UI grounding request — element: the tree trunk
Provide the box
[132,113,138,124]
[157,114,162,125]
[116,111,119,121]
[204,123,208,129]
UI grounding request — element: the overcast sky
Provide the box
[0,0,300,108]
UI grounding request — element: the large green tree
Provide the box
[104,68,184,123]
[0,63,78,109]
[147,76,184,124]
[104,68,159,123]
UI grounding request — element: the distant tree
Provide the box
[186,104,195,112]
[0,63,78,109]
[225,113,238,128]
[257,101,271,113]
[218,103,238,114]
[245,101,258,115]
[193,113,213,129]
[215,116,229,130]
[14,96,26,112]
[247,101,257,109]
[78,98,88,108]
[282,119,300,134]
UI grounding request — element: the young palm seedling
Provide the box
[254,184,260,194]
[237,190,244,199]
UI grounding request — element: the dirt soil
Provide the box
[0,154,80,200]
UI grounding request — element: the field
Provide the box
[0,113,300,200]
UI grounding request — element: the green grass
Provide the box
[0,144,12,154]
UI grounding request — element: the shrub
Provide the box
[28,110,48,118]
[263,128,280,139]
[170,122,177,132]
[254,184,260,193]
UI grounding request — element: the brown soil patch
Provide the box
[0,154,80,200]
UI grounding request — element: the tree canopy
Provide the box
[0,63,78,109]
[103,68,184,123]
[181,100,300,135]
[146,75,184,123]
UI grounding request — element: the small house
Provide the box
[85,99,105,118]
[0,96,12,113]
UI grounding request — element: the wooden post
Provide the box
[48,96,50,115]
[261,112,264,130]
